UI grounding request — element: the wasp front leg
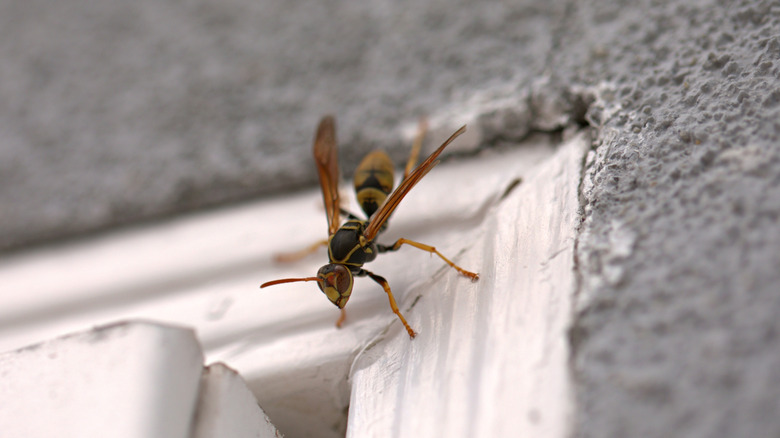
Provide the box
[378,238,479,281]
[357,269,417,338]
[335,308,347,328]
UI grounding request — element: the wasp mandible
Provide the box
[261,116,479,338]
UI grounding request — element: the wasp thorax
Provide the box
[316,264,353,308]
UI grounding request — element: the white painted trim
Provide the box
[0,133,584,437]
[346,135,584,438]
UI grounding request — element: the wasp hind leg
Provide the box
[273,239,329,263]
[357,269,417,338]
[378,238,479,281]
[403,117,428,180]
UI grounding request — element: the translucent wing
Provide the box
[363,125,466,241]
[313,116,341,236]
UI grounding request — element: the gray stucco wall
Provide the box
[566,1,780,437]
[2,0,779,436]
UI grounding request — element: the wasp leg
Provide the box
[403,117,428,180]
[339,208,362,221]
[378,238,480,281]
[273,239,329,263]
[335,308,347,328]
[358,269,417,338]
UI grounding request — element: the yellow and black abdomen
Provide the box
[353,150,394,218]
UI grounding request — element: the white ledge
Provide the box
[0,132,585,437]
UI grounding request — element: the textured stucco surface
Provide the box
[560,1,780,437]
[2,0,780,436]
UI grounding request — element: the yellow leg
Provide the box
[404,117,428,180]
[273,239,329,263]
[387,238,479,280]
[335,308,347,328]
[365,270,417,339]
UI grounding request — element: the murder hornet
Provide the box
[261,115,479,338]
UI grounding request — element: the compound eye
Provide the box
[316,264,353,308]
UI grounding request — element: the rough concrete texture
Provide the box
[2,0,780,437]
[559,1,780,437]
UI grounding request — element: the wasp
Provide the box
[261,116,479,338]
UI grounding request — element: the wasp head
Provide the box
[316,264,353,308]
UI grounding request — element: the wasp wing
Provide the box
[313,116,341,236]
[363,125,466,241]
